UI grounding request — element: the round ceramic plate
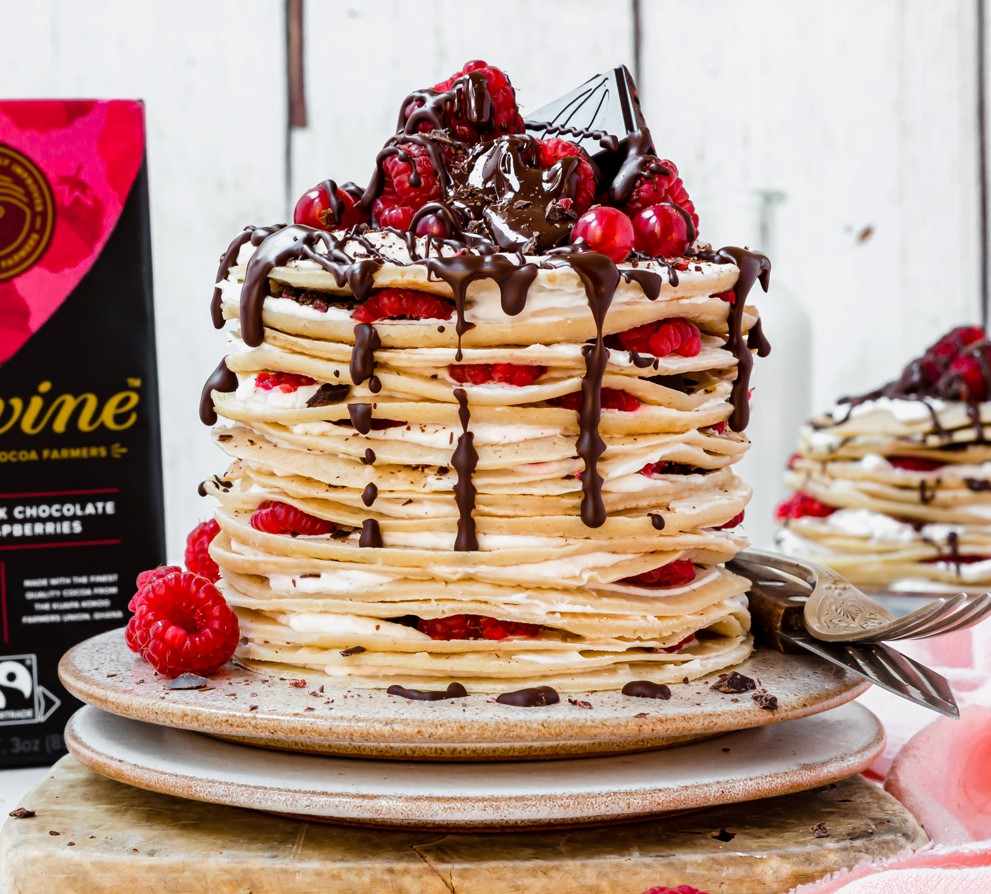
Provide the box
[59,630,869,760]
[65,702,885,830]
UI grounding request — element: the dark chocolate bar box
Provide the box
[0,100,165,767]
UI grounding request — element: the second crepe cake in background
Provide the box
[139,63,772,697]
[777,326,991,594]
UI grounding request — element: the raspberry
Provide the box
[125,572,240,678]
[786,452,802,469]
[775,492,836,521]
[448,364,546,386]
[889,456,945,472]
[555,388,642,412]
[249,501,336,536]
[353,288,454,323]
[417,614,540,641]
[622,158,699,230]
[709,421,729,435]
[904,326,985,391]
[925,554,989,565]
[640,887,710,894]
[185,520,221,583]
[255,371,316,392]
[415,60,524,143]
[662,633,697,653]
[640,461,700,476]
[715,290,736,304]
[537,138,597,215]
[130,566,182,611]
[372,141,444,230]
[611,319,702,358]
[715,510,745,529]
[622,560,697,588]
[939,346,991,402]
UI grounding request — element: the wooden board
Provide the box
[0,756,926,894]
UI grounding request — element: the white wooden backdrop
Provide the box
[2,0,987,556]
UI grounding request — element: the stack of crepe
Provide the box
[202,231,762,692]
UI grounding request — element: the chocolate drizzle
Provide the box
[362,447,376,465]
[199,359,238,425]
[452,388,479,551]
[495,685,560,707]
[306,383,350,407]
[361,483,378,507]
[387,682,468,701]
[558,252,620,528]
[351,322,381,391]
[360,518,383,548]
[707,247,772,431]
[650,514,666,531]
[348,403,373,434]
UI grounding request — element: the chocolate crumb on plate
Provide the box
[164,673,214,691]
[622,680,672,700]
[710,671,757,694]
[568,697,593,709]
[812,822,830,838]
[752,689,779,710]
[8,807,35,819]
[496,685,560,707]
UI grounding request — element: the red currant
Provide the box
[293,183,368,230]
[632,203,693,258]
[570,206,635,263]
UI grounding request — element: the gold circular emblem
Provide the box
[0,144,55,282]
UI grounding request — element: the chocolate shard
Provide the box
[524,65,655,183]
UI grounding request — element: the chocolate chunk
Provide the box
[8,807,35,819]
[339,646,366,657]
[306,383,350,407]
[752,689,778,710]
[568,697,593,709]
[164,673,213,691]
[622,680,672,700]
[710,671,756,694]
[495,685,560,707]
[812,822,830,838]
[710,828,735,842]
[387,682,468,701]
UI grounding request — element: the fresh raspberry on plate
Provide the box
[372,141,445,230]
[622,157,699,230]
[537,138,597,215]
[889,456,945,472]
[417,614,541,641]
[622,560,697,588]
[185,520,221,583]
[448,363,546,386]
[555,388,642,412]
[125,572,240,678]
[353,288,455,323]
[249,501,336,537]
[775,492,836,521]
[130,565,182,611]
[415,60,524,143]
[255,371,317,392]
[611,319,701,358]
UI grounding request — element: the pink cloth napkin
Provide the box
[786,622,991,893]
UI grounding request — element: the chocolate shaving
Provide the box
[8,807,35,819]
[339,646,366,657]
[752,689,778,710]
[306,383,350,407]
[812,822,830,838]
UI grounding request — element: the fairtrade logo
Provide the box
[0,655,60,725]
[0,144,55,282]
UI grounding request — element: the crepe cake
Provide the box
[777,325,991,594]
[198,63,772,696]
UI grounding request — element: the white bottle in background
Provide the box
[695,191,812,549]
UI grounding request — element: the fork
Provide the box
[733,549,991,644]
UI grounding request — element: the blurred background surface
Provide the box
[2,0,987,555]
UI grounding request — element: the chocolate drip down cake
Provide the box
[776,326,991,594]
[199,63,771,694]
